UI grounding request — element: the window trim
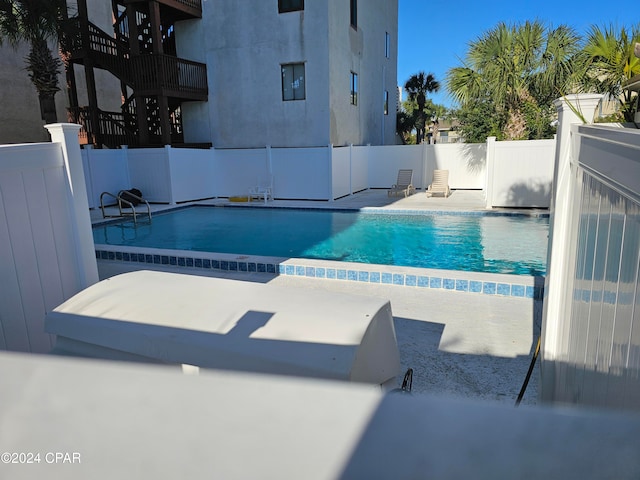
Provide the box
[281,62,306,101]
[350,0,357,29]
[385,32,390,58]
[350,71,358,106]
[278,0,304,14]
[384,90,389,115]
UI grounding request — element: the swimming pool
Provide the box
[93,206,549,276]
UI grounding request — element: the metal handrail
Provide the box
[117,190,152,224]
[100,191,152,224]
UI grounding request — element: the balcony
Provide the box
[132,54,208,100]
[122,0,202,19]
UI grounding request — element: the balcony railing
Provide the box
[69,107,139,148]
[132,54,208,99]
[61,18,133,85]
[123,0,202,18]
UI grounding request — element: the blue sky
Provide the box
[397,0,631,108]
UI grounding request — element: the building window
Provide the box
[384,90,389,115]
[278,0,303,13]
[350,0,357,29]
[282,63,306,101]
[385,32,390,58]
[350,72,358,106]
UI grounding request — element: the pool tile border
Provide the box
[95,246,544,300]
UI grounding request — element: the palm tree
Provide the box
[404,71,440,144]
[0,0,67,125]
[581,24,640,122]
[395,110,413,144]
[447,21,582,140]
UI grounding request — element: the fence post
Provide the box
[83,144,95,209]
[484,136,496,208]
[349,144,353,196]
[165,144,175,205]
[328,144,334,202]
[44,123,99,289]
[120,145,132,189]
[422,141,428,191]
[540,94,602,402]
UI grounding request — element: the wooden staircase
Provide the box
[61,0,208,148]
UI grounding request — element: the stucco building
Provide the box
[177,0,398,148]
[0,0,397,148]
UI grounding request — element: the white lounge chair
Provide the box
[249,175,273,204]
[388,169,415,197]
[425,169,451,198]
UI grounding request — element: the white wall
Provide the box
[368,144,424,189]
[127,148,173,203]
[351,146,371,193]
[83,148,130,209]
[81,139,555,204]
[0,125,98,353]
[366,143,487,192]
[168,148,216,202]
[487,139,556,208]
[430,143,486,190]
[272,147,330,200]
[212,149,268,198]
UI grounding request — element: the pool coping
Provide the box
[95,245,545,300]
[91,203,550,227]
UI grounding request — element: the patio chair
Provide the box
[249,175,273,204]
[425,169,451,198]
[388,169,415,197]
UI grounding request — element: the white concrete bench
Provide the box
[45,270,401,387]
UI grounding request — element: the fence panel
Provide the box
[83,147,129,208]
[0,142,86,352]
[489,139,555,208]
[127,148,172,203]
[331,146,351,199]
[431,143,486,190]
[79,140,556,206]
[168,147,215,202]
[542,124,640,410]
[367,144,423,189]
[213,148,267,198]
[272,147,330,200]
[350,146,370,194]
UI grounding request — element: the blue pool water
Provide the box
[93,207,549,275]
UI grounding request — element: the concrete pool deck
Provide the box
[92,189,544,406]
[91,189,534,220]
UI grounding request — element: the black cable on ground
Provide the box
[515,336,541,407]
[390,368,413,395]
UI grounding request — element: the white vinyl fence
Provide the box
[0,124,98,353]
[486,138,556,208]
[541,95,640,411]
[82,138,555,208]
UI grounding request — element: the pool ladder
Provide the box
[100,191,152,224]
